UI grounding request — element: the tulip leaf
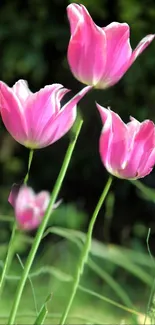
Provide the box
[34,293,52,325]
[43,227,153,286]
[131,180,155,203]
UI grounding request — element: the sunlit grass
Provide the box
[2,179,155,325]
[0,210,154,324]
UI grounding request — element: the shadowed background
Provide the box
[0,0,155,247]
[0,1,155,323]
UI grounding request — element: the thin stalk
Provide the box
[59,176,113,325]
[0,149,34,299]
[24,149,34,184]
[7,118,83,325]
[0,222,16,298]
[144,228,155,325]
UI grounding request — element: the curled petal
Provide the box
[130,34,155,65]
[36,85,92,148]
[102,23,132,81]
[55,88,70,114]
[12,80,32,104]
[110,35,155,87]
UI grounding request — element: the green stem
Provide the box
[0,222,16,298]
[0,149,34,299]
[59,176,113,325]
[144,228,155,325]
[24,149,34,184]
[7,118,83,325]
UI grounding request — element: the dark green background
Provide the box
[0,0,155,249]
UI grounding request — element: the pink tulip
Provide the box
[97,104,155,179]
[0,80,91,148]
[67,3,154,89]
[8,185,52,230]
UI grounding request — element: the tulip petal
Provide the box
[97,104,128,174]
[23,84,67,146]
[130,34,154,65]
[54,88,70,114]
[36,102,76,147]
[138,148,155,178]
[67,4,83,35]
[36,86,91,148]
[25,84,63,129]
[109,34,155,87]
[126,118,141,153]
[102,23,132,81]
[15,186,35,217]
[137,122,155,173]
[8,183,21,207]
[99,111,113,172]
[120,120,155,178]
[17,206,40,230]
[35,191,50,214]
[67,4,107,85]
[0,82,28,143]
[12,80,32,104]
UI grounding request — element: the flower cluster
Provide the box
[1,3,155,229]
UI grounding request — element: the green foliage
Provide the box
[0,221,154,324]
[48,203,87,229]
[34,294,52,325]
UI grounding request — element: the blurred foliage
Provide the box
[1,0,155,322]
[0,222,155,323]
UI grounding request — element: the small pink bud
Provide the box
[0,80,91,149]
[97,104,155,179]
[67,3,154,89]
[8,185,59,231]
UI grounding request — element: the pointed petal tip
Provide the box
[8,183,21,207]
[63,85,92,110]
[15,79,29,86]
[67,3,83,34]
[96,103,109,123]
[131,34,155,63]
[96,102,108,113]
